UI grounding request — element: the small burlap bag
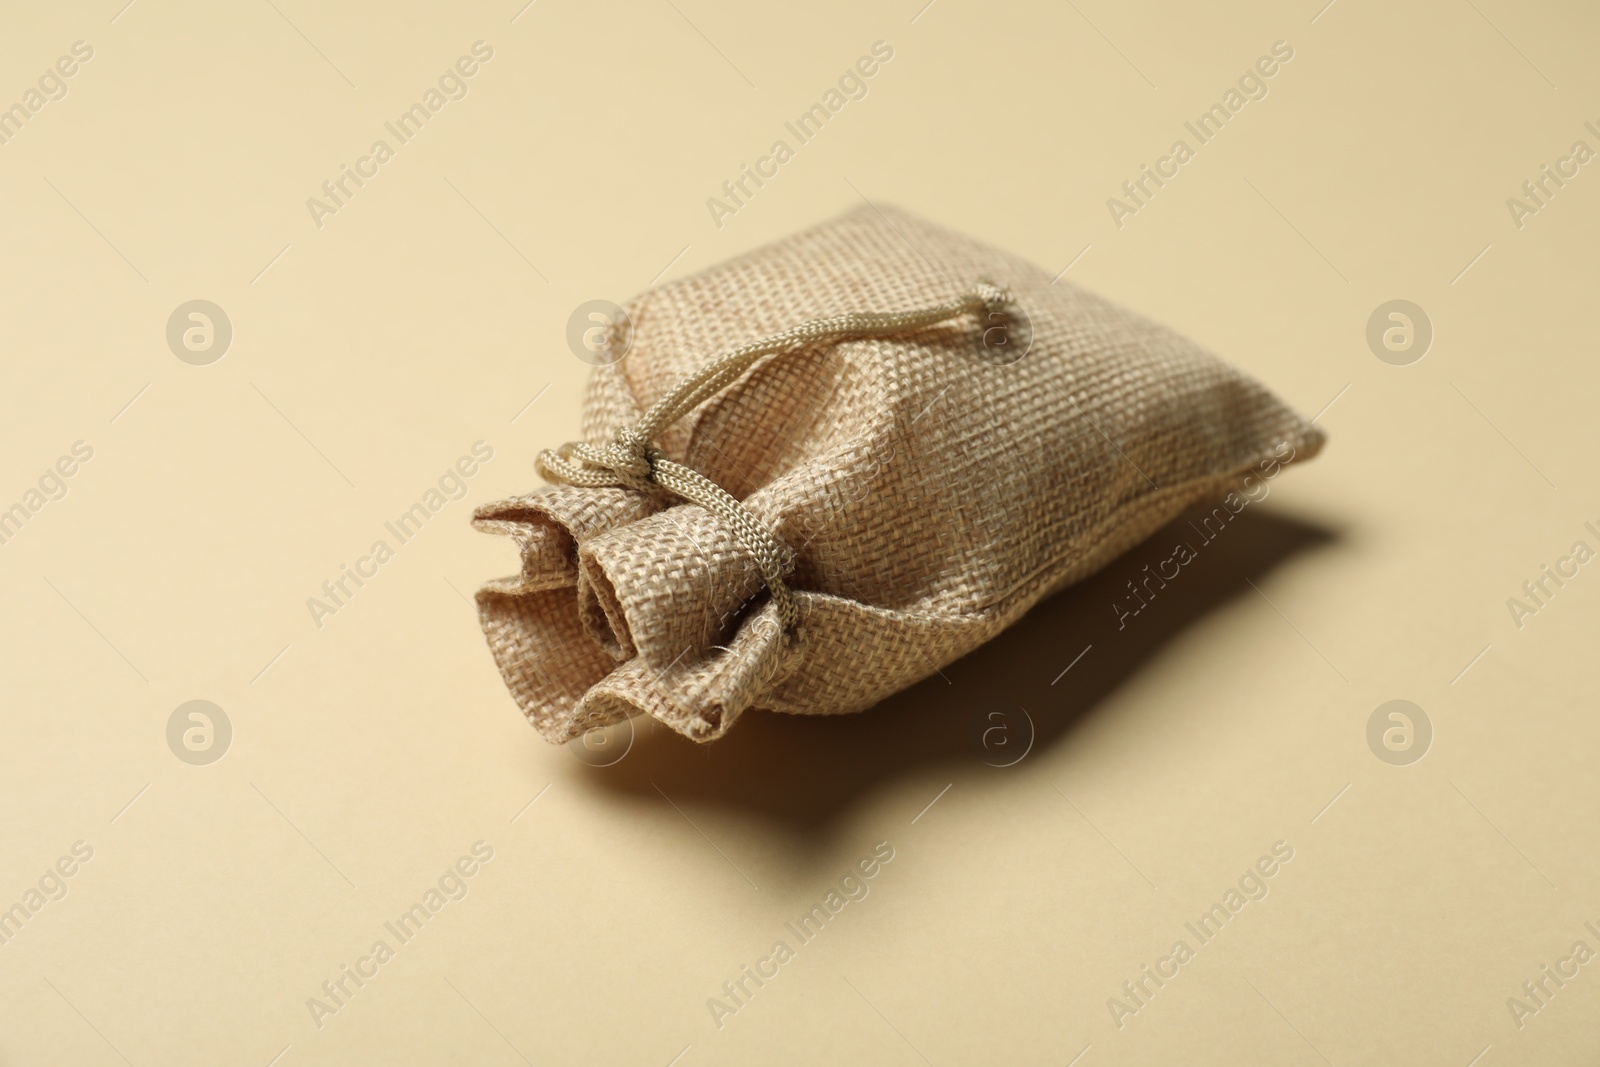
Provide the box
[474,205,1323,743]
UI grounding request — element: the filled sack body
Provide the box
[474,205,1323,743]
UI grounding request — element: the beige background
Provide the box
[2,0,1597,1063]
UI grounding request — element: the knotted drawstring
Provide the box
[538,281,1011,635]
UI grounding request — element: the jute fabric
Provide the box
[473,206,1324,743]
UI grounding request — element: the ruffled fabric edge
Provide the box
[473,485,800,743]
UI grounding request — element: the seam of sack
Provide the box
[786,434,1317,630]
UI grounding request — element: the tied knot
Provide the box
[975,280,1009,316]
[605,426,655,489]
[533,424,659,493]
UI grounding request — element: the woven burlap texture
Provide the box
[474,205,1324,744]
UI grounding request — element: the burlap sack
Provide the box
[474,205,1323,743]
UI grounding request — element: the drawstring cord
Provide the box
[537,281,1009,634]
